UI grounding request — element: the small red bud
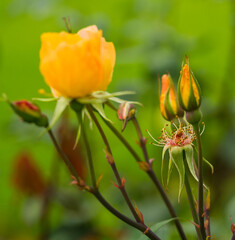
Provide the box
[10,100,48,127]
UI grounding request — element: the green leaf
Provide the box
[171,146,185,202]
[91,103,113,123]
[48,97,71,130]
[137,218,177,240]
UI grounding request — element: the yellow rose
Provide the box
[39,25,116,98]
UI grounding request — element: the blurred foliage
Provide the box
[0,0,235,239]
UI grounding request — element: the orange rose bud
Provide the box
[10,100,48,127]
[40,25,116,98]
[178,57,202,112]
[160,74,183,121]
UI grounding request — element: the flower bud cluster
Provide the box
[160,56,202,125]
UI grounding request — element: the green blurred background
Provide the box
[1,0,235,239]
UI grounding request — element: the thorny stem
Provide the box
[93,190,161,240]
[48,127,161,240]
[101,119,142,162]
[48,130,80,183]
[81,123,97,189]
[131,117,187,240]
[183,151,203,240]
[86,105,141,223]
[101,111,187,240]
[205,209,211,239]
[193,124,206,240]
[132,117,149,163]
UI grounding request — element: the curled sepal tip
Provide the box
[117,102,136,131]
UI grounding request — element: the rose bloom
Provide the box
[40,25,115,98]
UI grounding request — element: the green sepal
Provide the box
[170,146,185,202]
[77,90,142,106]
[184,145,198,182]
[47,97,71,130]
[91,103,113,123]
[161,145,170,189]
[32,97,58,102]
[203,157,214,174]
[167,151,174,186]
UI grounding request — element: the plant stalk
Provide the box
[193,124,206,240]
[101,114,187,240]
[183,151,203,240]
[132,117,187,240]
[81,123,97,189]
[48,127,160,240]
[48,130,81,183]
[86,105,141,223]
[93,190,161,240]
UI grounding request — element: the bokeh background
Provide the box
[1,0,235,239]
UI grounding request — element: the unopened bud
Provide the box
[10,100,48,127]
[160,74,184,121]
[178,56,202,112]
[117,102,136,131]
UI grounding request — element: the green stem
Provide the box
[205,208,211,239]
[48,127,161,240]
[86,105,141,223]
[183,151,202,240]
[93,190,161,240]
[81,123,97,189]
[132,117,187,240]
[132,117,149,163]
[101,119,142,162]
[193,124,206,239]
[101,114,187,240]
[48,130,81,183]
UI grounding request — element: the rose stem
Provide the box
[193,124,206,240]
[48,130,81,184]
[132,116,187,240]
[48,125,161,240]
[103,101,187,240]
[183,151,203,240]
[86,104,141,223]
